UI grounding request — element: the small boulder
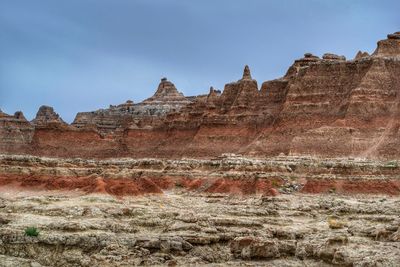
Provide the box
[304,53,319,59]
[322,53,346,61]
[387,31,400,40]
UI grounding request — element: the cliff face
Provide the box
[72,78,192,132]
[0,111,34,154]
[1,32,400,159]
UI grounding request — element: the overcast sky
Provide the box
[1,0,399,122]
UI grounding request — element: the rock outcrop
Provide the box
[1,31,400,159]
[0,111,34,154]
[31,105,67,127]
[71,78,192,132]
[1,153,400,266]
[373,31,400,57]
[354,50,370,60]
[1,181,399,266]
[1,154,400,196]
[322,53,346,61]
[142,77,190,105]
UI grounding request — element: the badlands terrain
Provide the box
[1,31,400,266]
[1,154,400,266]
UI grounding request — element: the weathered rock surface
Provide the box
[1,31,400,159]
[31,105,67,127]
[1,154,400,196]
[0,186,399,266]
[71,78,192,133]
[0,111,34,154]
[322,53,346,61]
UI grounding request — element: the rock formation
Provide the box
[1,154,400,266]
[354,50,370,60]
[71,78,192,132]
[1,31,400,159]
[241,64,252,80]
[142,77,190,105]
[322,53,346,61]
[373,31,400,57]
[0,111,34,154]
[2,31,400,267]
[31,105,67,127]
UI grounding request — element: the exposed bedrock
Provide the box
[1,190,400,266]
[1,154,400,197]
[0,111,34,154]
[31,105,67,127]
[1,155,400,266]
[1,31,400,159]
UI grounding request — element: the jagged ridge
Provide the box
[1,31,400,159]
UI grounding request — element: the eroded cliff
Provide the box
[1,32,400,159]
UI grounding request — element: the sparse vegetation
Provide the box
[327,216,345,229]
[271,180,280,187]
[384,160,398,168]
[175,181,183,188]
[25,227,39,237]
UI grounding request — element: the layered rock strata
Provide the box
[0,111,34,154]
[0,172,399,266]
[31,105,67,127]
[1,31,400,159]
[71,78,192,132]
[1,154,400,196]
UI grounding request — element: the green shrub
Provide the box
[271,180,280,187]
[385,161,398,168]
[25,227,39,237]
[175,181,183,188]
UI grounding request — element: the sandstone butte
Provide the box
[1,32,400,266]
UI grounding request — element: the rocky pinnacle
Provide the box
[242,65,252,80]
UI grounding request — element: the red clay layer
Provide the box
[0,174,280,197]
[0,174,163,196]
[1,174,399,196]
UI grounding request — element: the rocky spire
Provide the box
[208,86,221,97]
[32,105,66,126]
[354,51,370,60]
[14,111,27,121]
[143,78,190,104]
[153,78,181,97]
[242,65,252,80]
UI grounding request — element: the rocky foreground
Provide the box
[0,190,400,266]
[0,154,400,266]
